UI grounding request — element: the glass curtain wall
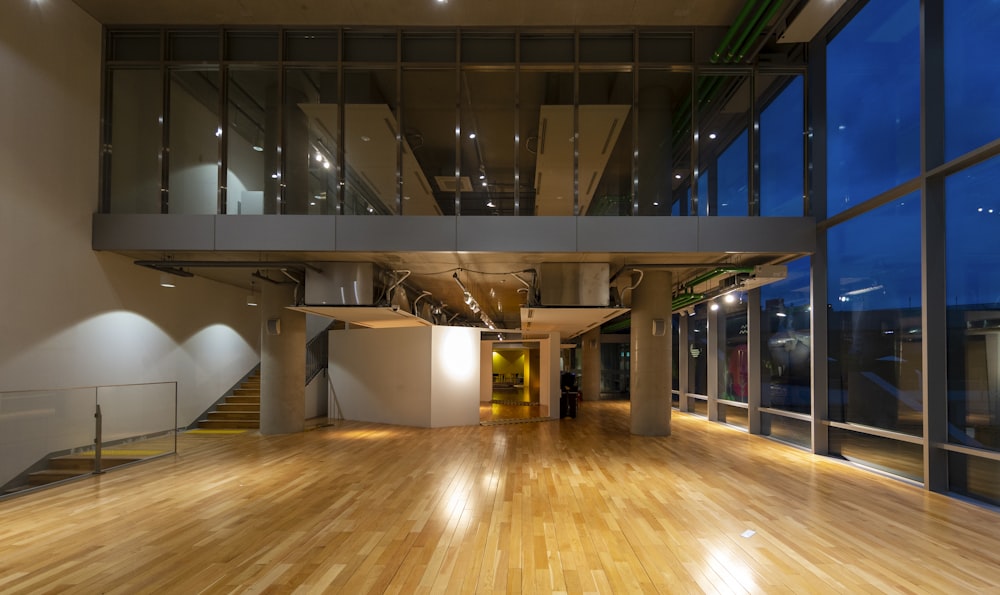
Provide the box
[946,154,1000,504]
[104,28,807,219]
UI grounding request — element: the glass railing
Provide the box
[0,382,177,497]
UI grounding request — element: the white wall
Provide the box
[0,0,259,443]
[429,326,481,427]
[329,326,480,427]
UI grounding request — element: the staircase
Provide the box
[197,372,260,430]
[5,453,145,494]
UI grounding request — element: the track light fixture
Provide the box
[452,272,497,329]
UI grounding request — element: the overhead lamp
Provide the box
[674,173,682,180]
[708,132,718,140]
[710,303,720,311]
[159,272,176,288]
[251,131,264,152]
[486,200,496,208]
[724,293,736,304]
[468,132,476,139]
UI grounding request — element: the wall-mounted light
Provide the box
[247,280,258,306]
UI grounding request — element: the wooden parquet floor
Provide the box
[1,401,999,594]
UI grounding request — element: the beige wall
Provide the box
[0,0,259,427]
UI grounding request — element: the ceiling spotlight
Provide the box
[246,280,258,307]
[710,302,720,311]
[486,200,496,208]
[468,132,476,139]
[315,152,323,162]
[708,132,718,140]
[724,293,736,304]
[251,132,264,152]
[674,173,682,180]
[159,272,176,288]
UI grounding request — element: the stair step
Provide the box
[208,411,260,421]
[217,402,259,412]
[233,388,260,396]
[26,469,87,486]
[198,419,259,430]
[48,455,143,471]
[226,395,260,404]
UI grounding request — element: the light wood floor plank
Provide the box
[2,402,1000,593]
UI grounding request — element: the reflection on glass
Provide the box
[672,314,680,391]
[697,74,749,216]
[948,452,1000,508]
[828,194,922,435]
[225,69,278,215]
[638,70,691,216]
[690,397,708,417]
[721,403,748,430]
[719,293,748,402]
[520,70,573,215]
[168,69,220,214]
[829,428,923,482]
[944,1,1000,162]
[285,69,339,215]
[827,0,919,216]
[401,70,455,216]
[600,341,630,397]
[761,257,811,413]
[343,69,397,215]
[688,304,708,396]
[460,70,515,215]
[579,71,633,216]
[109,69,162,214]
[759,75,804,216]
[946,154,1000,452]
[762,413,811,449]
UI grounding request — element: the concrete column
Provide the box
[582,327,601,401]
[260,282,305,434]
[629,270,673,436]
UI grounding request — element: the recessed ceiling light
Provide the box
[360,135,371,142]
[708,132,717,140]
[674,174,682,179]
[468,132,476,139]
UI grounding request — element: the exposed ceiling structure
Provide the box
[71,0,749,27]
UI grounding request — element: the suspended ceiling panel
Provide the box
[534,105,631,216]
[288,306,432,329]
[520,306,629,339]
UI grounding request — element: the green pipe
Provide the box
[734,0,785,62]
[602,318,631,333]
[725,0,777,62]
[711,0,764,63]
[672,294,704,309]
[682,267,755,290]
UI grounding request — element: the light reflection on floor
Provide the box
[479,403,549,422]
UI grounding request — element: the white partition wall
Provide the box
[329,326,479,428]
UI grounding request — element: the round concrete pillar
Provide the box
[260,282,305,434]
[629,269,673,436]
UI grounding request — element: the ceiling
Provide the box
[71,0,748,27]
[137,248,804,337]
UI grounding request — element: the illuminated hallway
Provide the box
[1,402,998,593]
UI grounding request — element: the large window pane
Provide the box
[687,304,708,396]
[946,154,1000,451]
[168,69,220,214]
[401,69,455,215]
[827,0,919,216]
[225,69,278,215]
[108,69,162,213]
[762,257,811,413]
[343,69,397,215]
[520,70,573,215]
[762,413,811,449]
[460,70,515,215]
[696,74,750,216]
[828,194,922,436]
[579,71,633,216]
[285,69,339,215]
[945,1,1000,161]
[719,293,748,403]
[759,75,804,216]
[948,452,1000,508]
[829,428,923,482]
[638,71,692,216]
